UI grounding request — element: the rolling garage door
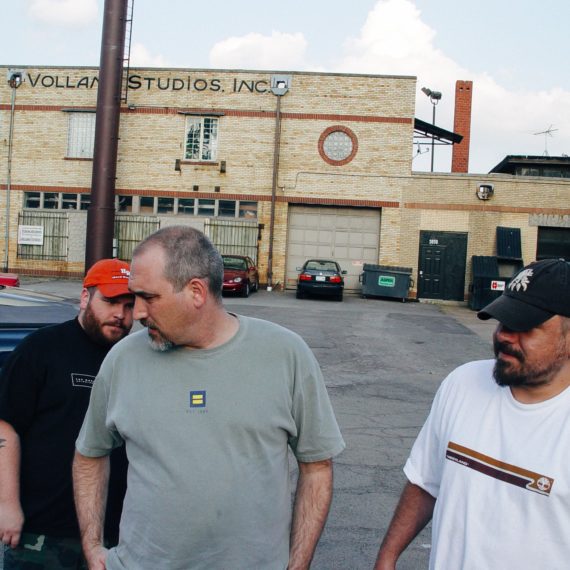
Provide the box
[286,206,381,291]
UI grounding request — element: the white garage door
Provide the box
[286,206,381,291]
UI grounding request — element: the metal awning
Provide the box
[414,118,463,145]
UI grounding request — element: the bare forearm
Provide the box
[72,451,110,559]
[289,459,334,570]
[374,482,436,570]
[0,420,24,548]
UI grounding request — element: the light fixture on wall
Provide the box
[476,184,494,200]
[421,86,442,173]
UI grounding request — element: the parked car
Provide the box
[221,255,259,298]
[296,259,347,301]
[0,273,20,287]
[0,287,78,370]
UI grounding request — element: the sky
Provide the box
[2,0,569,174]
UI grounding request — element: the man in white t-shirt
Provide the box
[374,258,570,570]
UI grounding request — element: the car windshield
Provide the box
[305,261,338,272]
[223,257,248,270]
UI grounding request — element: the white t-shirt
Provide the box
[405,359,570,570]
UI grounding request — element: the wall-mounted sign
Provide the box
[18,225,44,246]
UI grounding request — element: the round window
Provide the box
[318,126,358,166]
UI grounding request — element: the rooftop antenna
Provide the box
[533,125,558,156]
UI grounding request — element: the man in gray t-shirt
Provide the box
[73,226,345,570]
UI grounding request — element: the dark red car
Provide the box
[222,255,259,298]
[0,273,20,287]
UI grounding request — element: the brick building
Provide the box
[1,65,569,301]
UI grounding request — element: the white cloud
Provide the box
[27,0,98,26]
[209,31,311,71]
[334,0,570,172]
[129,43,171,68]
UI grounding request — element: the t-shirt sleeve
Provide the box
[0,332,46,433]
[288,340,345,463]
[76,359,123,457]
[403,371,458,498]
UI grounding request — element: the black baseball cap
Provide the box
[477,259,570,331]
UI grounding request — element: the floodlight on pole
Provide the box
[422,86,442,172]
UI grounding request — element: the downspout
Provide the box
[85,0,129,271]
[267,75,290,290]
[267,94,282,291]
[3,71,24,272]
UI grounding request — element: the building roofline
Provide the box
[0,64,416,81]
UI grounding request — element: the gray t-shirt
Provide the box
[76,315,345,570]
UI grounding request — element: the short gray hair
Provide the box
[133,226,223,299]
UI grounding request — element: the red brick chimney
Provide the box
[451,80,473,173]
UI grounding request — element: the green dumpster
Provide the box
[361,264,413,302]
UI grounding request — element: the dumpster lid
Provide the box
[363,264,412,274]
[472,256,499,277]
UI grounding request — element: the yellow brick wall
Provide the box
[2,66,570,292]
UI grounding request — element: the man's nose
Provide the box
[133,297,148,321]
[495,323,518,341]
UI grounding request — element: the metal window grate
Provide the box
[17,211,68,260]
[67,112,96,158]
[114,216,160,261]
[184,117,218,161]
[204,219,259,263]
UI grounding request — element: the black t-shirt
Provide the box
[0,318,127,542]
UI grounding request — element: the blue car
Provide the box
[0,287,78,370]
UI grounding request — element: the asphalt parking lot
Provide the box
[17,279,496,569]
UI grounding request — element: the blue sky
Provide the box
[2,0,569,173]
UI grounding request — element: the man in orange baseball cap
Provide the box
[0,259,134,569]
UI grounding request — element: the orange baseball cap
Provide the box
[83,258,132,298]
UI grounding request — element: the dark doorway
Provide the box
[418,231,468,301]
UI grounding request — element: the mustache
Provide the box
[104,319,128,331]
[494,339,524,361]
[140,318,159,331]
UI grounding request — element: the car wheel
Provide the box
[241,282,250,298]
[296,289,304,299]
[252,279,259,292]
[335,292,343,302]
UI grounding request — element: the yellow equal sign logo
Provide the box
[190,390,206,408]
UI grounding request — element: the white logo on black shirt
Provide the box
[71,374,96,388]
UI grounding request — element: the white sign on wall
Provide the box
[18,225,44,246]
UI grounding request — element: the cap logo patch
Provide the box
[509,268,533,292]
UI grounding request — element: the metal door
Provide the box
[418,231,468,301]
[418,245,446,299]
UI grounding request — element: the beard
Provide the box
[493,337,567,388]
[82,303,129,347]
[140,318,177,352]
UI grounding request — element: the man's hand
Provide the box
[0,499,24,548]
[83,544,109,570]
[373,482,436,569]
[0,421,23,548]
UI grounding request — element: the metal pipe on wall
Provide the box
[266,94,283,290]
[3,73,23,272]
[84,0,129,271]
